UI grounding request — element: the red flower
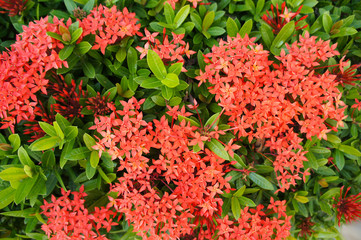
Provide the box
[333,186,361,226]
[262,2,307,34]
[297,217,315,238]
[0,0,28,16]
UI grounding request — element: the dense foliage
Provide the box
[1,0,361,239]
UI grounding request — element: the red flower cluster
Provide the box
[0,0,28,16]
[136,28,195,70]
[79,5,141,54]
[197,33,346,192]
[0,17,68,132]
[86,97,292,239]
[41,186,117,239]
[262,2,307,34]
[333,186,361,226]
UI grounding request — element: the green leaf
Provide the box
[231,197,241,220]
[86,159,96,179]
[331,27,357,38]
[238,196,256,207]
[9,134,20,153]
[190,12,202,32]
[76,41,92,55]
[64,126,78,140]
[95,74,115,89]
[233,185,246,197]
[205,113,220,130]
[207,26,226,36]
[60,139,75,168]
[18,147,35,168]
[320,187,340,200]
[83,0,94,12]
[305,152,319,170]
[46,31,63,41]
[248,172,274,190]
[147,50,167,80]
[161,86,174,100]
[53,122,64,139]
[0,187,16,209]
[169,97,182,106]
[164,2,174,25]
[14,174,38,204]
[178,115,201,127]
[141,77,163,89]
[0,167,28,181]
[70,28,83,44]
[202,11,215,31]
[245,0,256,14]
[161,73,180,88]
[38,122,57,136]
[42,150,55,169]
[260,23,274,48]
[226,17,239,37]
[168,62,183,75]
[90,151,100,168]
[64,0,77,14]
[339,144,361,157]
[239,19,253,38]
[82,61,95,78]
[271,21,295,52]
[127,47,138,75]
[83,133,96,151]
[55,113,71,130]
[116,47,126,63]
[334,149,345,171]
[255,0,265,15]
[205,138,229,160]
[30,136,60,151]
[0,208,36,218]
[151,95,166,106]
[65,147,90,160]
[173,5,190,29]
[322,12,333,33]
[326,134,341,144]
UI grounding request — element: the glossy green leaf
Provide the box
[168,62,183,75]
[339,144,361,157]
[178,115,201,127]
[30,136,60,151]
[255,0,265,15]
[207,27,226,36]
[161,86,174,100]
[42,150,55,169]
[0,187,16,209]
[76,41,92,55]
[239,19,253,38]
[141,77,163,89]
[231,197,241,220]
[331,27,357,38]
[0,167,28,181]
[173,5,190,29]
[86,159,96,179]
[226,17,239,37]
[206,138,229,160]
[55,113,71,130]
[95,74,115,89]
[64,126,78,140]
[46,31,63,41]
[83,133,96,151]
[39,122,57,136]
[18,147,35,168]
[53,122,64,139]
[164,2,174,24]
[147,50,167,80]
[260,23,274,48]
[202,11,215,31]
[161,73,180,88]
[65,147,90,161]
[151,95,166,106]
[9,134,20,153]
[190,12,202,31]
[322,12,332,33]
[59,46,74,61]
[83,0,94,12]
[326,134,341,144]
[127,47,138,74]
[64,0,77,14]
[233,185,246,197]
[320,187,340,200]
[82,61,95,78]
[14,174,38,204]
[90,151,100,168]
[70,28,83,44]
[334,149,345,171]
[238,196,256,207]
[271,21,295,50]
[248,172,274,190]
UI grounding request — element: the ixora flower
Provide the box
[262,2,307,34]
[0,0,28,16]
[333,186,361,226]
[197,32,345,192]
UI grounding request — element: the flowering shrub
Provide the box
[1,0,361,239]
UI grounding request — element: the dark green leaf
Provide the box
[334,149,345,170]
[82,61,95,78]
[248,172,274,190]
[95,74,115,89]
[42,150,55,169]
[322,12,332,33]
[83,0,94,12]
[64,0,77,14]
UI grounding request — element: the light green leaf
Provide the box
[226,17,239,37]
[271,21,295,50]
[30,136,60,151]
[0,167,28,181]
[39,122,57,136]
[18,147,35,168]
[173,5,190,29]
[76,41,92,55]
[161,73,179,88]
[65,147,90,161]
[0,187,16,209]
[339,144,361,157]
[14,174,38,204]
[322,12,332,33]
[202,11,215,31]
[59,45,75,61]
[90,151,100,168]
[141,77,163,89]
[239,19,253,38]
[9,134,20,153]
[231,197,241,220]
[147,50,167,80]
